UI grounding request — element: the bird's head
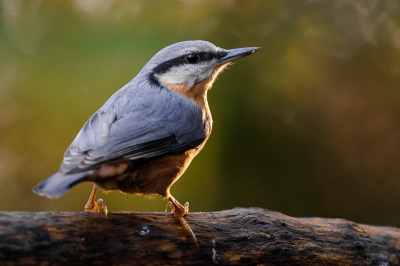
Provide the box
[143,40,260,103]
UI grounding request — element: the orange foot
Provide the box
[84,185,108,215]
[165,195,199,251]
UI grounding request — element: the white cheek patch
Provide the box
[155,59,217,88]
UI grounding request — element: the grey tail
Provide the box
[32,170,95,199]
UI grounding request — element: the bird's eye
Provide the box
[185,54,199,64]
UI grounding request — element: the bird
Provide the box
[33,40,260,250]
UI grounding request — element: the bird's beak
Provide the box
[218,47,261,65]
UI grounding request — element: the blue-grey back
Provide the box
[59,75,209,174]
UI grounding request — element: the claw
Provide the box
[85,198,108,215]
[84,185,108,215]
[165,196,199,251]
[165,201,174,214]
[174,213,199,251]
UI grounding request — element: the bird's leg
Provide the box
[84,185,108,215]
[165,195,199,251]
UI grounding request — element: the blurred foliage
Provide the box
[1,0,400,227]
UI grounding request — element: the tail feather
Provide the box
[33,170,95,199]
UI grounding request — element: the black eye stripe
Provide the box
[152,50,227,74]
[152,55,187,74]
[197,51,227,61]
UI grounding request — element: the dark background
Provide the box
[1,0,400,227]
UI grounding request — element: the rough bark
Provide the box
[0,208,399,265]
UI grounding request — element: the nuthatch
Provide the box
[33,40,260,250]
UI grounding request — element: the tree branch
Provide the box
[0,208,399,265]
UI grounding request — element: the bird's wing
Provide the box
[59,103,206,175]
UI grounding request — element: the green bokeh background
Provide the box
[1,0,400,227]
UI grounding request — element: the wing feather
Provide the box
[58,81,209,175]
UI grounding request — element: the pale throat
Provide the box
[159,63,230,107]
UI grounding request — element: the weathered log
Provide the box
[0,208,399,265]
